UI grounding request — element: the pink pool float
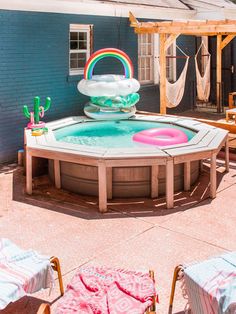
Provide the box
[133,128,188,146]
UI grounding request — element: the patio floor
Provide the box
[1,159,236,314]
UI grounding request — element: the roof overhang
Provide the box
[0,0,196,20]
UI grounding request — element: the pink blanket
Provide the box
[56,266,156,314]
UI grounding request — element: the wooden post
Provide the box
[54,160,61,189]
[225,137,230,172]
[166,159,174,209]
[184,161,191,191]
[216,35,222,113]
[151,165,159,198]
[210,152,217,198]
[98,162,107,213]
[160,33,167,115]
[107,167,112,200]
[26,149,32,195]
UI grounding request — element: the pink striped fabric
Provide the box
[0,238,54,309]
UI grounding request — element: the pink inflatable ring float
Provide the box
[133,128,188,146]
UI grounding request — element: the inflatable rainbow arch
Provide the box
[84,48,134,80]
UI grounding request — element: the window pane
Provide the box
[70,41,78,50]
[70,32,78,40]
[70,59,78,69]
[79,32,87,40]
[79,41,87,49]
[146,69,150,81]
[77,53,87,67]
[70,53,78,59]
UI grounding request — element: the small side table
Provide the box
[226,108,236,123]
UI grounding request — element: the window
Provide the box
[138,34,154,84]
[166,41,176,82]
[138,34,176,85]
[69,24,93,75]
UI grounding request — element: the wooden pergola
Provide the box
[129,12,236,114]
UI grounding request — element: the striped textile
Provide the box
[0,238,54,309]
[183,252,236,314]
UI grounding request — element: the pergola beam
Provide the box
[129,12,236,115]
[165,34,180,51]
[220,34,235,50]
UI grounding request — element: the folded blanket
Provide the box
[183,252,236,314]
[56,266,156,314]
[0,238,54,309]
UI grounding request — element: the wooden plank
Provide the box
[166,159,174,209]
[28,147,99,166]
[164,34,180,51]
[151,165,159,198]
[216,34,222,113]
[98,162,107,213]
[210,153,217,199]
[184,161,191,191]
[54,160,61,189]
[129,11,139,27]
[107,167,112,200]
[220,35,235,50]
[104,157,167,167]
[159,33,167,115]
[26,149,32,195]
[173,150,212,164]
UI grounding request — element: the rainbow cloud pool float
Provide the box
[77,48,140,120]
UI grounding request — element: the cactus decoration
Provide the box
[23,96,51,129]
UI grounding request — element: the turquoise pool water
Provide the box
[54,120,196,148]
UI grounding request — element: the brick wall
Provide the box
[0,10,195,162]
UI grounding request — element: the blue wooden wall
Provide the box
[0,9,195,162]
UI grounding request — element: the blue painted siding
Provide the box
[0,10,195,162]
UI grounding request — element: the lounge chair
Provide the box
[37,268,156,314]
[169,252,236,314]
[0,238,64,310]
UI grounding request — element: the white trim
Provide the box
[0,0,196,20]
[69,24,91,76]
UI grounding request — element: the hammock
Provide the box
[157,45,190,108]
[195,41,211,102]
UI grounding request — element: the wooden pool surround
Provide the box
[25,115,229,213]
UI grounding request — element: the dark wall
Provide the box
[0,10,195,162]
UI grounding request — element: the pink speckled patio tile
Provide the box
[0,159,236,314]
[160,184,236,251]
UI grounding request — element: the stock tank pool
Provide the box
[54,120,195,148]
[48,118,200,198]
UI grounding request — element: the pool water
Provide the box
[54,120,196,148]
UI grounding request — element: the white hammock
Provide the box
[195,41,211,102]
[157,46,190,108]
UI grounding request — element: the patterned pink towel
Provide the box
[56,266,156,314]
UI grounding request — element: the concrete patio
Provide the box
[0,158,236,313]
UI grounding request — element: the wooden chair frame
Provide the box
[37,270,156,314]
[168,265,184,314]
[50,256,64,296]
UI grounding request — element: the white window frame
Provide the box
[69,24,92,75]
[138,34,176,85]
[138,33,154,84]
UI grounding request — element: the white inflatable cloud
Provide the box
[78,74,140,97]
